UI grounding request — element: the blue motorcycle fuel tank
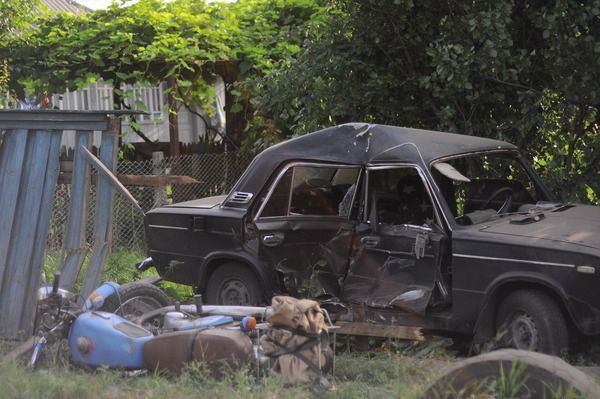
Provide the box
[69,311,153,369]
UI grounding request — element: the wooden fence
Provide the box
[0,110,134,339]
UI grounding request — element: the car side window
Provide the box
[259,164,360,218]
[368,167,436,228]
[260,168,293,217]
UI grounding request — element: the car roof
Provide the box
[226,123,517,207]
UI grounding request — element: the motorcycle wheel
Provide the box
[99,282,171,326]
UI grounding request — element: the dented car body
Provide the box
[145,123,600,353]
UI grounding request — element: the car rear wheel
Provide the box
[495,289,568,356]
[205,263,262,305]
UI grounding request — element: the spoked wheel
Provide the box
[220,279,252,305]
[495,289,568,355]
[504,311,539,350]
[205,263,262,305]
[100,282,171,326]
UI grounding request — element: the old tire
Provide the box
[422,349,600,398]
[205,263,262,305]
[100,282,171,323]
[495,289,568,356]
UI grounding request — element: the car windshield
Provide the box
[431,152,552,225]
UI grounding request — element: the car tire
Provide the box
[422,349,600,398]
[100,282,172,323]
[205,263,262,305]
[495,289,568,356]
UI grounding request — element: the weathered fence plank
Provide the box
[0,130,28,295]
[81,119,119,298]
[0,110,135,339]
[23,131,62,333]
[0,130,60,336]
[60,130,93,290]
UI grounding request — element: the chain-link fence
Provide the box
[46,152,255,254]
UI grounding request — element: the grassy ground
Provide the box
[42,249,193,300]
[2,339,595,399]
[0,250,594,398]
[0,342,450,399]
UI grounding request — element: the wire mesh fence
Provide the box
[46,152,255,254]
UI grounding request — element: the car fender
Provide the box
[198,251,271,300]
[472,271,576,342]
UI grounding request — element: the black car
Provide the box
[145,123,600,355]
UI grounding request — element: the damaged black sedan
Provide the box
[145,123,600,355]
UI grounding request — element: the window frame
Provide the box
[364,163,444,232]
[429,150,555,224]
[254,161,362,221]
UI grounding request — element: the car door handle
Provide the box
[262,233,284,247]
[361,235,380,248]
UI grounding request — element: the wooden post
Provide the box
[81,117,119,298]
[152,151,166,208]
[167,77,180,157]
[166,77,184,202]
[59,130,93,290]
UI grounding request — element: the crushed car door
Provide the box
[341,165,447,315]
[252,163,362,298]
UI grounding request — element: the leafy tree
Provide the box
[1,0,323,147]
[0,0,42,101]
[0,0,41,40]
[261,0,600,204]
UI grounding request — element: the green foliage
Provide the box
[1,0,323,144]
[43,249,192,300]
[0,0,41,40]
[2,0,230,109]
[4,0,598,202]
[262,0,600,204]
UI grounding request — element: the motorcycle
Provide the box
[4,272,334,385]
[4,273,259,371]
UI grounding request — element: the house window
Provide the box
[260,164,360,218]
[122,84,165,122]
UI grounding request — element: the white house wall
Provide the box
[53,77,226,152]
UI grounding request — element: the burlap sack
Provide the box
[260,296,330,385]
[267,295,327,334]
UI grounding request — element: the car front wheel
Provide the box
[495,289,568,356]
[205,263,262,305]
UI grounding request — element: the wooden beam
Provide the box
[117,174,199,186]
[334,321,424,341]
[80,145,142,212]
[57,173,198,186]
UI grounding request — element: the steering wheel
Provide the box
[479,187,514,214]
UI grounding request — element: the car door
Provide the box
[251,162,362,298]
[341,165,447,315]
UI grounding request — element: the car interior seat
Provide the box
[395,174,434,226]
